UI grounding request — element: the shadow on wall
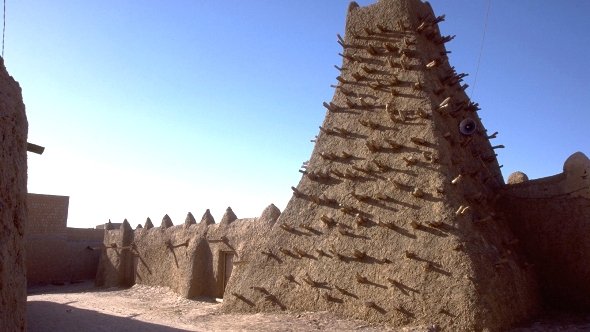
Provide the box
[188,238,214,298]
[498,152,590,312]
[27,301,190,332]
[95,205,281,300]
[26,194,104,286]
[95,244,123,288]
[28,281,124,296]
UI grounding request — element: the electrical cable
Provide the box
[470,0,492,99]
[2,0,6,59]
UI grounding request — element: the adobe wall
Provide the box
[95,205,280,299]
[25,194,68,285]
[206,205,280,298]
[131,218,211,298]
[27,193,68,233]
[0,58,28,331]
[25,194,103,285]
[497,152,590,311]
[65,228,104,282]
[95,222,134,287]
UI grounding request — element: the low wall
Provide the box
[498,152,590,310]
[25,234,67,285]
[25,194,68,285]
[95,223,134,287]
[25,194,103,285]
[132,221,211,297]
[96,205,280,299]
[25,229,103,285]
[65,228,104,281]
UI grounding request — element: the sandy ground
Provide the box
[27,282,590,332]
[27,282,414,332]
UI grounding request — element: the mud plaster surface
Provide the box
[26,282,590,332]
[224,0,537,330]
[0,58,28,331]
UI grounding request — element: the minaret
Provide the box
[223,1,538,330]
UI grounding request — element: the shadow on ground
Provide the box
[27,280,124,296]
[27,301,190,332]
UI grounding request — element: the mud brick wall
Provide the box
[132,218,211,298]
[25,194,103,285]
[26,194,68,233]
[95,222,134,287]
[65,228,104,282]
[0,58,28,331]
[25,194,68,285]
[96,205,280,299]
[498,152,590,311]
[207,205,279,298]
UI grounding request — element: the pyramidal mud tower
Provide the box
[223,0,541,330]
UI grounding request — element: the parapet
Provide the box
[95,204,280,299]
[498,151,590,311]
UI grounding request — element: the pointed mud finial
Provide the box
[161,214,173,229]
[184,212,196,228]
[259,204,281,225]
[220,207,238,225]
[200,209,215,225]
[348,1,359,12]
[144,217,154,229]
[105,219,114,230]
[136,224,143,229]
[121,219,132,232]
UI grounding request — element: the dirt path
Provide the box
[27,282,590,331]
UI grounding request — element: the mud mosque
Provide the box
[2,0,589,331]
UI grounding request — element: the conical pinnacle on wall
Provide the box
[144,217,154,229]
[105,219,114,230]
[200,209,216,225]
[220,207,238,225]
[120,219,132,231]
[161,214,174,229]
[184,212,197,228]
[259,204,281,225]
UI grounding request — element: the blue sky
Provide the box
[6,1,589,228]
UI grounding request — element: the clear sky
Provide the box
[6,0,589,228]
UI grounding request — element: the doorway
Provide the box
[222,252,235,293]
